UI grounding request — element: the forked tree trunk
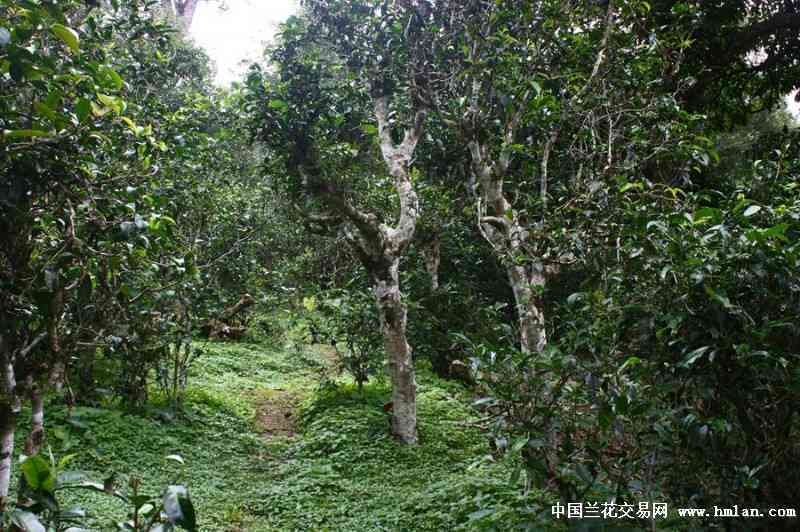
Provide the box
[460,1,616,356]
[373,258,417,444]
[313,96,424,444]
[372,97,423,444]
[470,141,548,355]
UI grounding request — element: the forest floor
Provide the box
[31,336,538,531]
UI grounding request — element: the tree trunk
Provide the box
[469,141,548,355]
[78,347,96,397]
[422,238,441,292]
[177,0,200,34]
[24,381,45,456]
[507,263,547,354]
[299,95,425,444]
[0,355,19,511]
[372,258,418,444]
[220,294,254,321]
[0,406,16,511]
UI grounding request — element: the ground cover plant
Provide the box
[10,338,537,531]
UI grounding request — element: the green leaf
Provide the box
[268,99,288,110]
[57,453,77,470]
[575,463,594,485]
[510,437,528,453]
[76,98,91,122]
[97,94,123,115]
[98,65,124,90]
[121,116,137,131]
[762,223,789,241]
[619,356,642,372]
[3,129,50,139]
[129,494,152,510]
[693,207,721,225]
[34,101,57,122]
[705,285,733,309]
[51,24,80,53]
[21,455,56,493]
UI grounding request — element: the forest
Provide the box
[1,0,799,530]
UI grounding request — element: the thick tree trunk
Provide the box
[177,0,200,33]
[373,258,417,444]
[507,263,547,354]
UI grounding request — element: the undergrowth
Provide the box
[21,338,546,531]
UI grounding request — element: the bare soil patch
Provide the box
[254,389,302,439]
[310,344,339,371]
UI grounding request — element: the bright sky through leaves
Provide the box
[190,0,298,85]
[188,0,800,116]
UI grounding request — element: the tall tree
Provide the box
[429,0,620,354]
[245,1,438,443]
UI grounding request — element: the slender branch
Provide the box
[18,333,48,359]
[480,216,512,231]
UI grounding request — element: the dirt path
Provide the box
[253,344,339,439]
[254,389,301,439]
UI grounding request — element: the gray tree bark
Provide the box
[305,95,425,444]
[455,1,617,356]
[422,237,441,292]
[24,378,44,457]
[0,346,19,511]
[372,257,417,444]
[469,140,547,355]
[363,96,424,444]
